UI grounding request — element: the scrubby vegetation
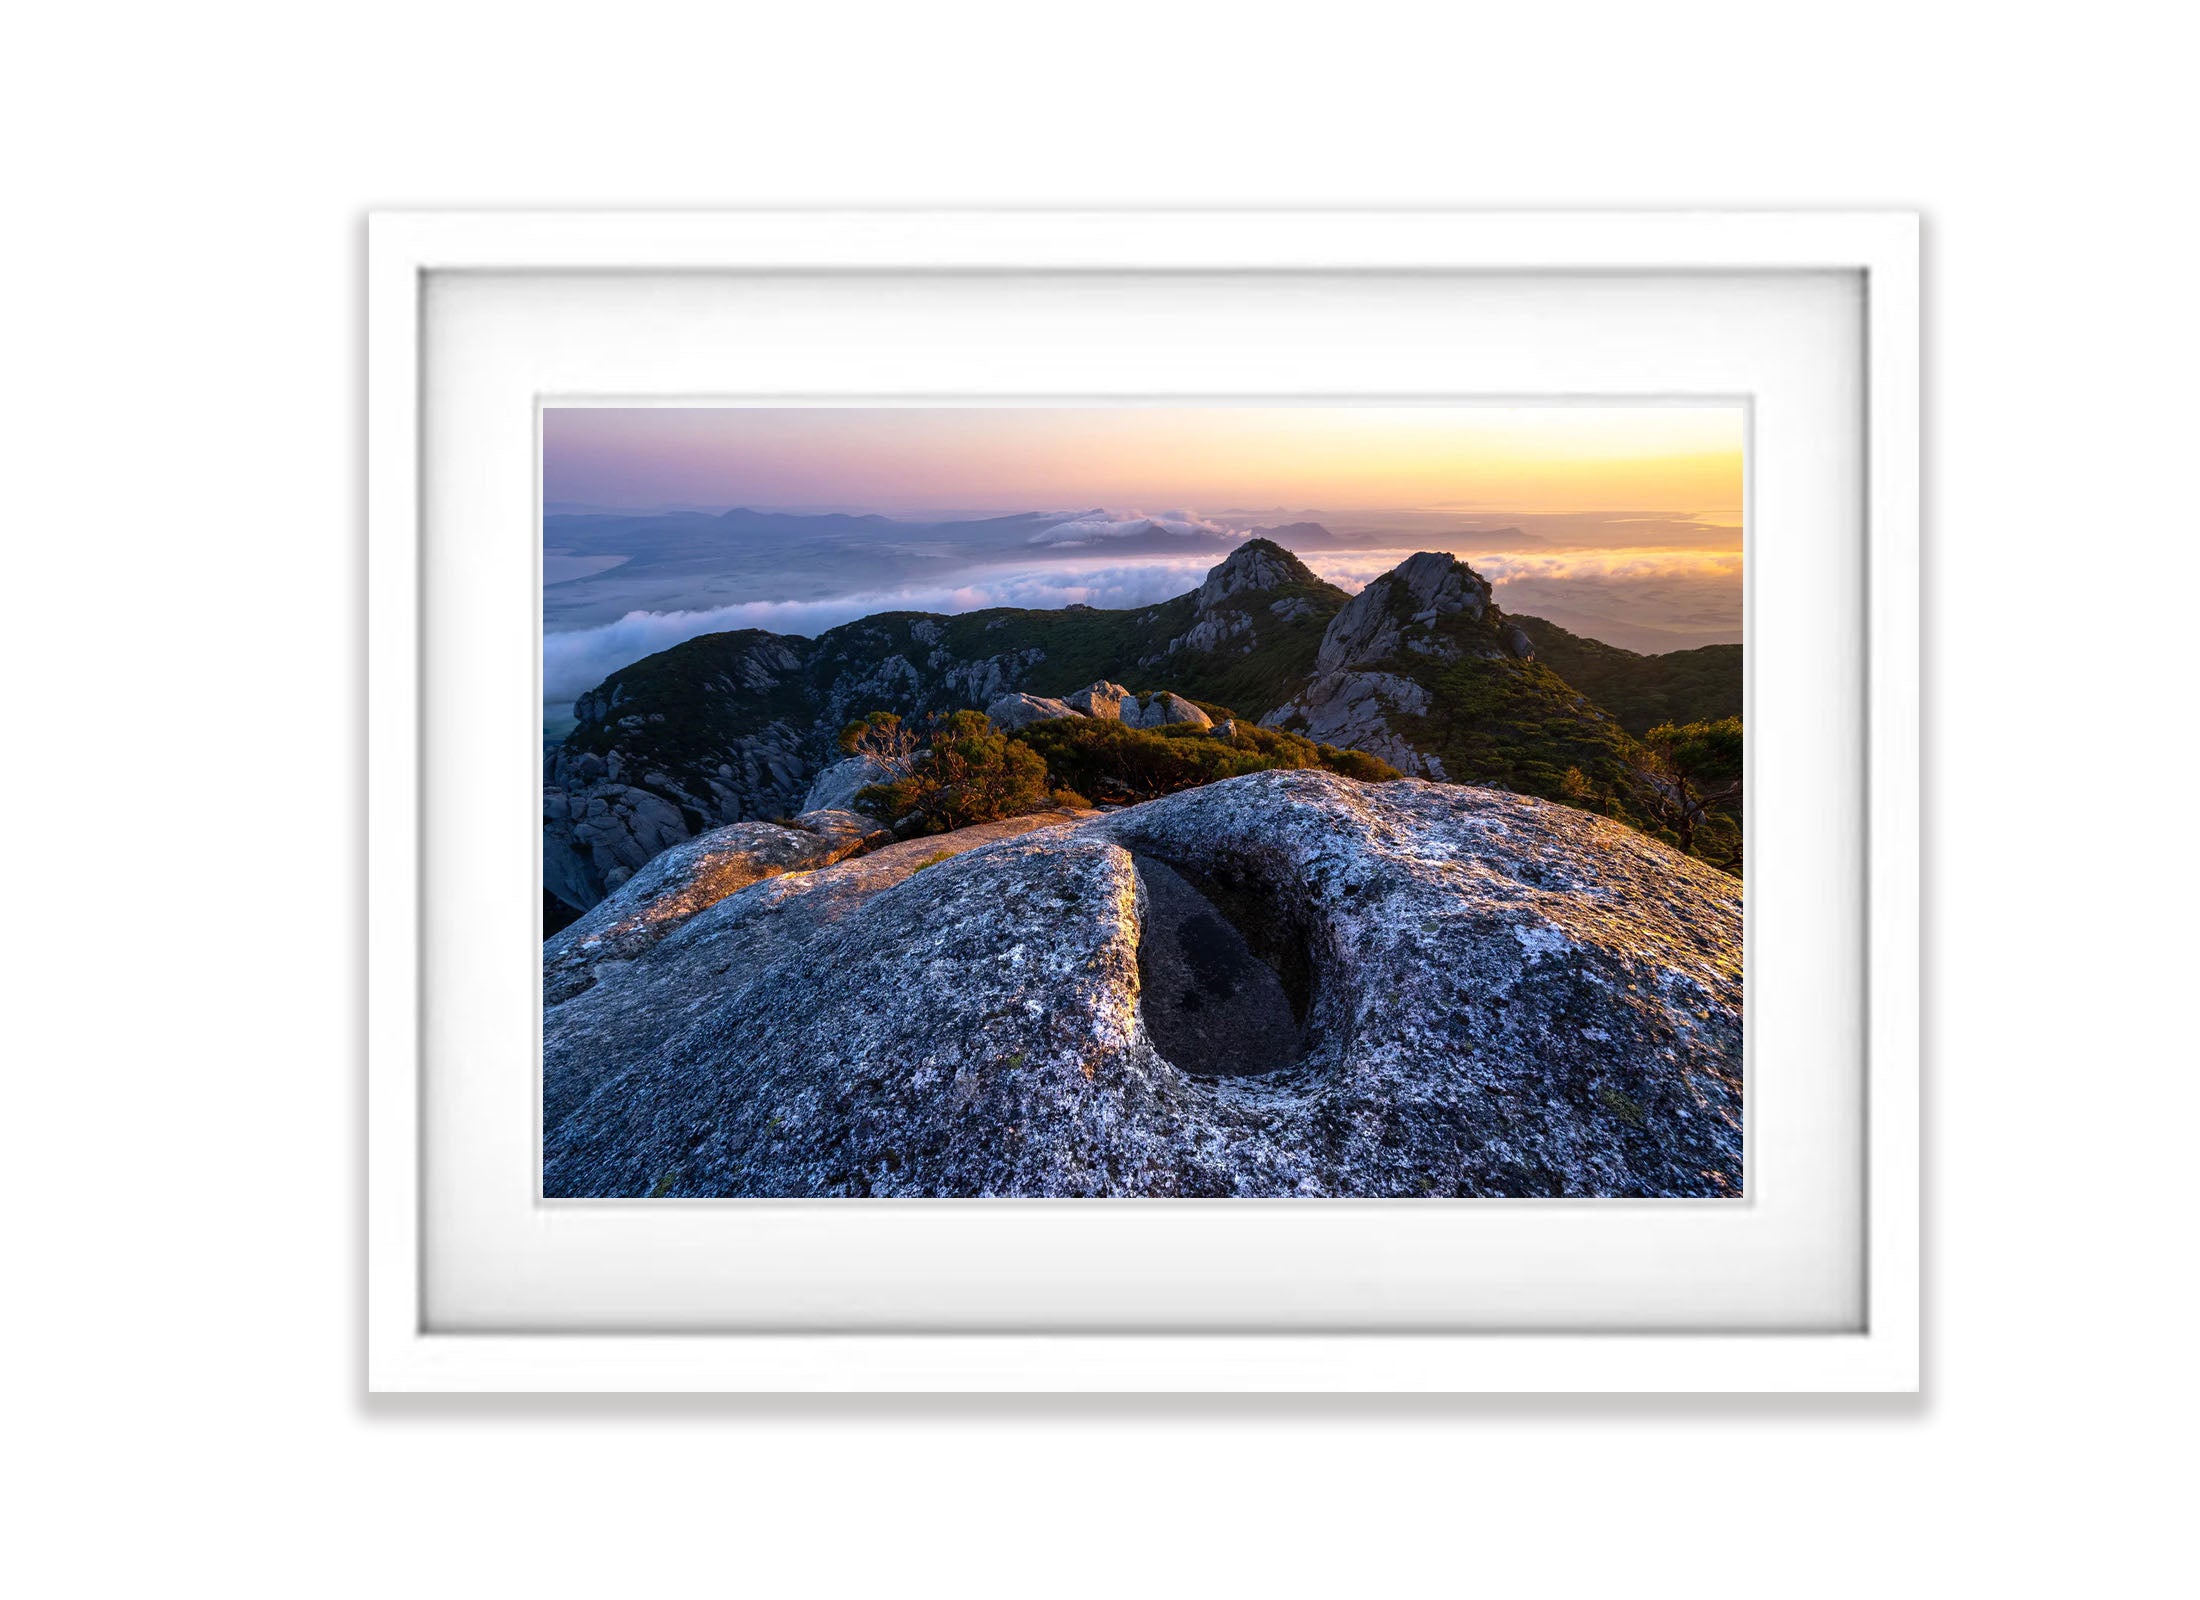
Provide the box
[551,546,1745,885]
[1635,717,1744,868]
[851,704,1402,834]
[855,710,1052,835]
[1388,652,1657,827]
[1013,715,1400,805]
[836,709,919,765]
[1509,615,1741,737]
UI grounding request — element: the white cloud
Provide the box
[542,542,1746,721]
[1300,545,1744,649]
[1304,545,1741,592]
[542,557,1224,714]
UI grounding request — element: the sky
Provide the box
[543,405,1745,517]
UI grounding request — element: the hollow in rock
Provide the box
[1133,854,1305,1076]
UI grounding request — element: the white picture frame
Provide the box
[368,210,1918,1392]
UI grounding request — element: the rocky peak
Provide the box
[1388,550,1494,620]
[1195,538,1318,611]
[1315,551,1495,675]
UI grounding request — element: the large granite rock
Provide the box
[985,692,1080,730]
[1065,681,1134,720]
[542,820,867,1006]
[801,754,899,813]
[1130,691,1213,730]
[544,770,1742,1198]
[542,807,1098,1135]
[791,808,891,855]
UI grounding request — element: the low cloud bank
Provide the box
[1306,545,1743,652]
[543,557,1223,715]
[543,542,1744,724]
[1305,545,1741,592]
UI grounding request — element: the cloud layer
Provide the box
[1302,545,1741,593]
[543,556,1224,714]
[543,541,1744,722]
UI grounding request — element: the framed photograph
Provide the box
[369,210,1917,1390]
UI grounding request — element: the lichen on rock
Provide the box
[544,770,1742,1199]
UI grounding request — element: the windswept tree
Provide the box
[854,710,1052,835]
[837,710,920,768]
[1636,717,1744,864]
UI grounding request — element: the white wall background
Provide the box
[5,3,2190,1594]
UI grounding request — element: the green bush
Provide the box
[1314,743,1401,783]
[855,710,1053,835]
[1636,716,1744,869]
[1011,715,1399,804]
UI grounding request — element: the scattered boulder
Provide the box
[1065,681,1134,720]
[985,691,1079,731]
[801,755,900,814]
[791,808,891,854]
[1133,691,1213,730]
[544,770,1742,1198]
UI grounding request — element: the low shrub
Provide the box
[1314,743,1401,783]
[1012,715,1400,805]
[855,710,1053,835]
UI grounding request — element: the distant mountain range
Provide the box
[545,539,1740,914]
[540,505,1564,631]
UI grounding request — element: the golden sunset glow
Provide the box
[544,405,1744,517]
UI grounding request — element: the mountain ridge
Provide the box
[544,539,1739,913]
